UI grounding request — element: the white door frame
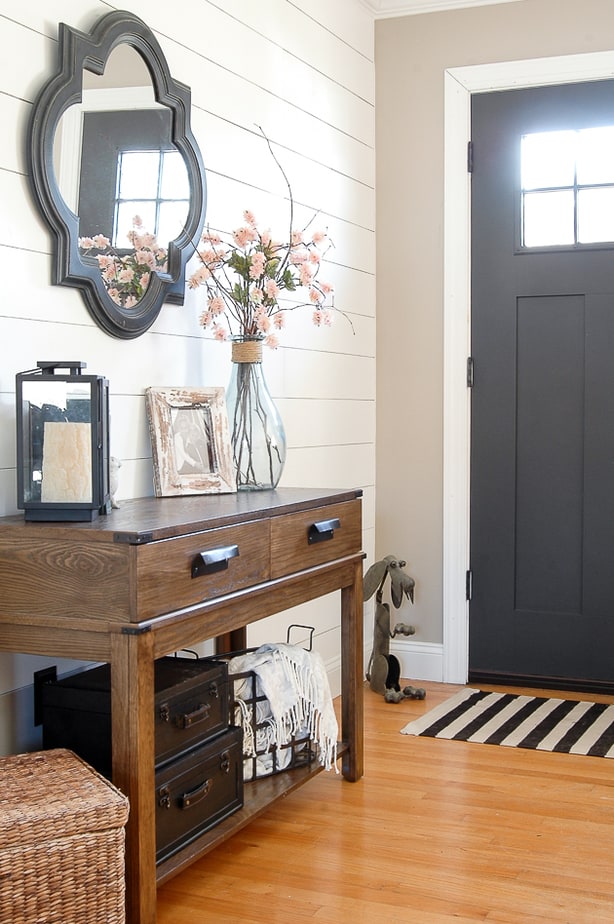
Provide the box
[442,50,614,684]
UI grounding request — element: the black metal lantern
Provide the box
[16,361,110,521]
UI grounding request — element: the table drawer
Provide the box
[270,500,362,579]
[135,521,270,620]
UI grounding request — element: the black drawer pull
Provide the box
[175,702,211,729]
[180,778,212,810]
[191,544,239,577]
[308,517,341,544]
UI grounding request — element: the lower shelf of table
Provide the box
[156,740,349,886]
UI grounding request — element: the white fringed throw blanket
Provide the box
[228,642,339,780]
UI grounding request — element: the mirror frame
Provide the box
[28,10,206,339]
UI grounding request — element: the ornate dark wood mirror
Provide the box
[28,10,206,339]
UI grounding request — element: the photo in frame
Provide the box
[145,386,236,496]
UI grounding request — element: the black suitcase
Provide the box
[155,725,243,863]
[41,655,230,776]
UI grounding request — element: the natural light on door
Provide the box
[521,127,614,247]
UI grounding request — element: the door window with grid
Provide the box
[521,126,614,248]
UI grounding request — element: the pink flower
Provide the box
[118,267,135,284]
[79,236,94,249]
[312,308,333,326]
[312,308,334,326]
[243,209,257,228]
[233,226,257,248]
[291,230,303,245]
[132,215,144,229]
[251,287,264,304]
[249,251,266,278]
[212,324,228,341]
[320,281,333,295]
[202,231,222,245]
[312,230,326,244]
[255,312,271,334]
[140,272,151,290]
[136,250,156,269]
[265,333,280,349]
[299,264,313,286]
[92,234,111,249]
[309,287,321,303]
[199,310,212,328]
[265,279,280,299]
[188,266,211,287]
[260,229,272,247]
[290,248,308,265]
[124,295,138,308]
[208,296,225,316]
[198,247,223,267]
[274,312,286,329]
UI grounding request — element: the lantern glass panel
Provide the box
[21,379,95,505]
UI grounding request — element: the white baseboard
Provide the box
[389,639,444,683]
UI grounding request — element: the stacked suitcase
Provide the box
[41,656,243,864]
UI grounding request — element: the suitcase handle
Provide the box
[180,778,212,809]
[174,702,211,729]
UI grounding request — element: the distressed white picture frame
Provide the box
[145,386,236,496]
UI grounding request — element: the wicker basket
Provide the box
[0,748,129,924]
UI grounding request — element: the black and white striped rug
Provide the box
[400,687,614,757]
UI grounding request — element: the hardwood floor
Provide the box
[156,681,614,923]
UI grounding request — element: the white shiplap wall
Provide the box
[0,0,375,753]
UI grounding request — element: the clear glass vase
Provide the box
[225,337,287,490]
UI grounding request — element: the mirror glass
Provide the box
[28,10,206,339]
[54,45,190,309]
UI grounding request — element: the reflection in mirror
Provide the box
[55,45,190,308]
[28,9,206,338]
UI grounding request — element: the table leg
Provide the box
[341,557,364,781]
[111,629,157,924]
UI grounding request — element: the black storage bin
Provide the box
[41,655,230,777]
[155,725,243,863]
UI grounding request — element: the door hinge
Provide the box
[466,569,473,601]
[467,356,474,388]
[467,140,474,173]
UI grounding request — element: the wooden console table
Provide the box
[0,487,364,924]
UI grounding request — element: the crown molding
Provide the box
[360,0,524,18]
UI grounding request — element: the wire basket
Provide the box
[215,625,319,782]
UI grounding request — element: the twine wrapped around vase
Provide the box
[231,339,263,364]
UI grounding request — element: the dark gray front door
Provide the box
[469,80,614,690]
